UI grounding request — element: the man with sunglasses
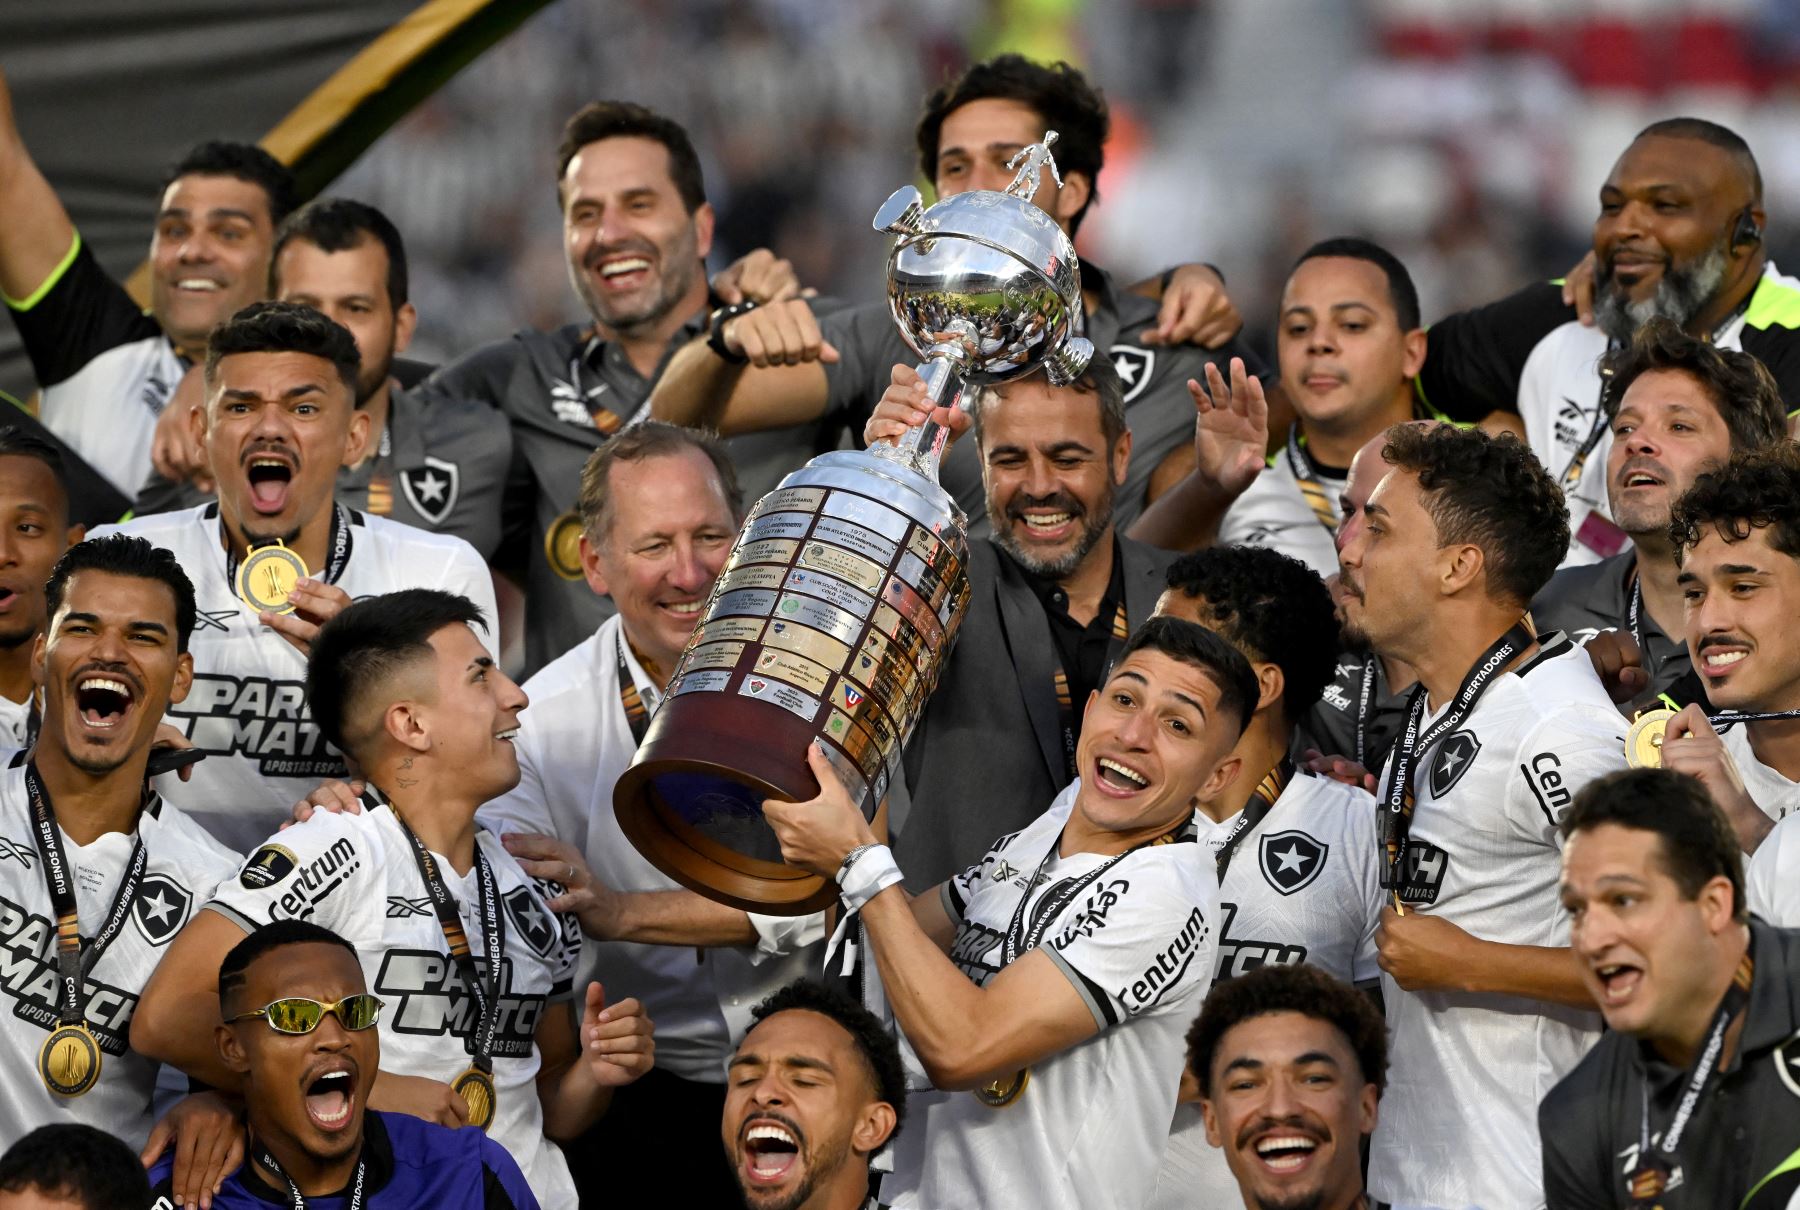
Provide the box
[149,918,542,1208]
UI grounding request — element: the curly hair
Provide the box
[1601,317,1787,455]
[1670,443,1800,565]
[1186,963,1388,1099]
[749,980,908,1144]
[914,55,1109,235]
[1381,424,1568,606]
[1163,546,1341,725]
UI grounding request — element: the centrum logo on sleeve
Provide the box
[1117,906,1209,1015]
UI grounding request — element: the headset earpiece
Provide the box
[1733,207,1763,251]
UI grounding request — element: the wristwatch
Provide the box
[707,300,759,364]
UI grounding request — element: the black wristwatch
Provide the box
[707,300,759,364]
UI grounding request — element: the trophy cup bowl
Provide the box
[614,134,1095,914]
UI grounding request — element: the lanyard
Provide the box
[1354,657,1380,768]
[615,632,652,746]
[1213,759,1293,881]
[27,764,146,1025]
[1378,621,1532,890]
[1001,815,1183,966]
[223,504,355,588]
[1628,954,1754,1206]
[253,1137,366,1210]
[393,813,505,1078]
[1284,427,1341,534]
[1050,601,1129,782]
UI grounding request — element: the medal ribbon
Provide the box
[1285,427,1341,534]
[224,503,356,588]
[1001,814,1184,967]
[1378,621,1533,891]
[1051,601,1129,782]
[393,814,505,1077]
[1628,954,1754,1206]
[26,763,147,1027]
[1213,759,1294,881]
[252,1135,366,1210]
[615,633,652,747]
[1354,657,1379,768]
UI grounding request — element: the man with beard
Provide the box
[91,302,496,852]
[1416,117,1800,568]
[412,102,816,674]
[864,357,1176,891]
[1337,424,1619,1210]
[1545,769,1800,1209]
[0,426,85,747]
[148,920,540,1208]
[0,66,298,503]
[140,199,514,558]
[650,53,1253,538]
[1187,963,1388,1210]
[722,980,907,1210]
[1533,320,1789,717]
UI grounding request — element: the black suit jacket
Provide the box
[893,534,1176,891]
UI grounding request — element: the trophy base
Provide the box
[614,690,837,915]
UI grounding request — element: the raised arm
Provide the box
[0,66,78,305]
[648,298,836,434]
[131,907,248,1089]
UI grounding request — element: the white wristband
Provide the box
[837,843,904,913]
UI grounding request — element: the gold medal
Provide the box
[973,1068,1028,1108]
[544,511,585,581]
[235,542,308,615]
[39,1022,101,1097]
[1625,707,1678,769]
[452,1066,497,1130]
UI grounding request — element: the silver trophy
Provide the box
[614,133,1096,913]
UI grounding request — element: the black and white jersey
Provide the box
[0,762,238,1148]
[1747,810,1800,926]
[1366,639,1620,1210]
[206,806,579,1206]
[884,794,1218,1210]
[1721,724,1800,825]
[89,504,498,853]
[3,235,182,499]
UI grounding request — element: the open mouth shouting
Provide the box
[739,1115,804,1187]
[1615,460,1667,494]
[243,448,298,516]
[1592,960,1645,1008]
[1240,1120,1330,1179]
[1092,753,1151,798]
[302,1061,358,1133]
[74,670,138,731]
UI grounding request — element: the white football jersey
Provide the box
[1216,453,1341,579]
[886,792,1219,1210]
[1367,639,1619,1210]
[1150,770,1386,1210]
[0,761,238,1149]
[1719,723,1800,825]
[0,695,30,749]
[90,503,499,853]
[206,805,579,1207]
[1746,810,1800,927]
[478,614,822,1083]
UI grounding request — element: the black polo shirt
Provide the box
[1021,538,1127,722]
[1532,550,1705,714]
[1539,919,1800,1208]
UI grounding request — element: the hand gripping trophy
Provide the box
[614,134,1095,912]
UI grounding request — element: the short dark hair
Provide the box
[1561,768,1747,922]
[306,588,488,755]
[164,140,300,226]
[204,301,360,395]
[48,534,195,652]
[1381,424,1568,606]
[915,55,1108,235]
[1291,237,1422,331]
[1602,317,1786,455]
[273,197,409,309]
[1164,546,1340,725]
[1670,444,1800,567]
[0,1123,152,1207]
[1116,615,1260,739]
[577,421,743,545]
[1636,117,1762,202]
[749,980,908,1145]
[219,919,362,1016]
[1186,962,1389,1099]
[973,354,1127,453]
[0,423,72,515]
[556,101,706,211]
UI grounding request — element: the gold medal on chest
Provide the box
[236,542,308,615]
[1625,707,1678,768]
[453,1065,497,1130]
[39,1021,101,1097]
[973,1068,1028,1108]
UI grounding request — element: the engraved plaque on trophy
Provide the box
[614,134,1095,913]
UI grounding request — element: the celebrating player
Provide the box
[765,616,1253,1210]
[0,425,86,748]
[90,302,496,852]
[134,590,654,1207]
